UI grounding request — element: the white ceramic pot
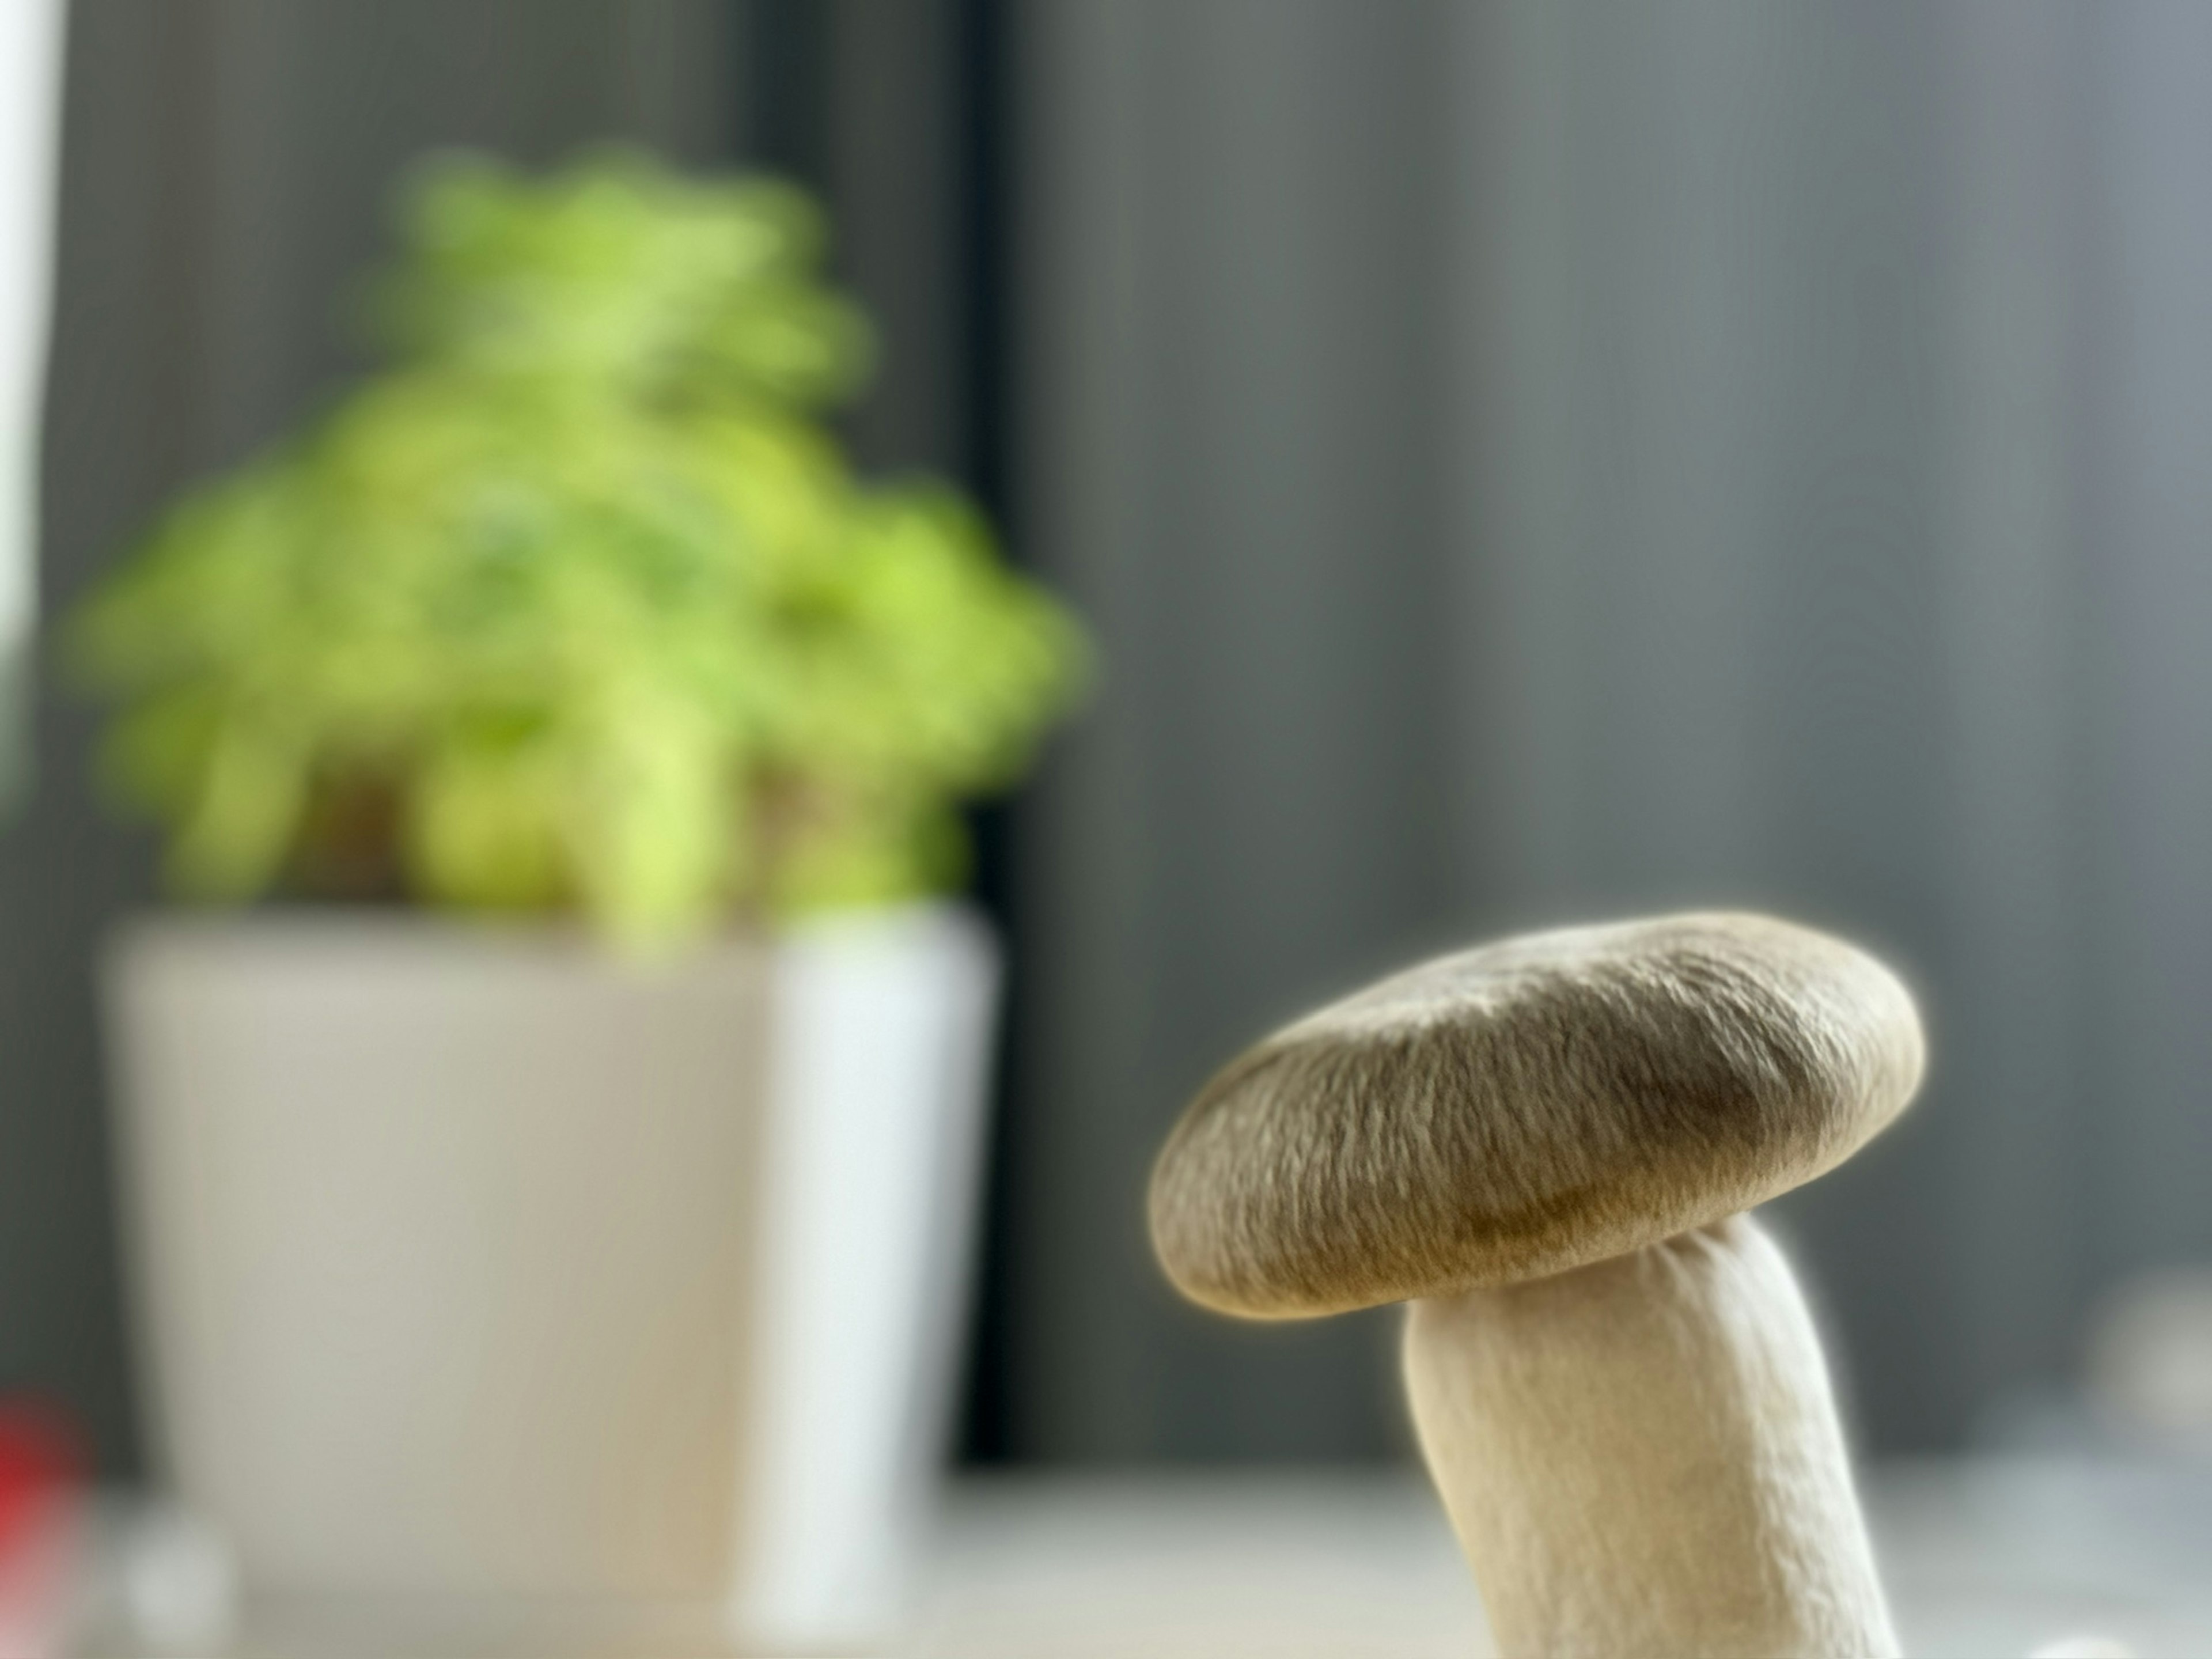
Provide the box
[102,903,998,1652]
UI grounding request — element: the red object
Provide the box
[0,1399,82,1657]
[0,1403,78,1556]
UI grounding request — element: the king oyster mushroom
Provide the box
[1149,912,1923,1658]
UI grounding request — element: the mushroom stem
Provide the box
[1403,1214,1896,1659]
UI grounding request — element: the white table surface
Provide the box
[906,1460,2212,1659]
[77,1457,2212,1657]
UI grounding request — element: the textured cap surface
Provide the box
[1147,912,1924,1318]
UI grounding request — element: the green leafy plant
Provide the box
[67,150,1085,949]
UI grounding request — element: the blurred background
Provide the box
[10,0,2212,1648]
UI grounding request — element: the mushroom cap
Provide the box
[1148,911,1925,1319]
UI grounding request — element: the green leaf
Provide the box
[167,710,310,900]
[63,149,1089,949]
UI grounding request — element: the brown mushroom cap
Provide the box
[1148,912,1925,1319]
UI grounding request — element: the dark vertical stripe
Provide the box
[737,0,828,185]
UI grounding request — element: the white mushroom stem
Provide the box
[1403,1214,1897,1659]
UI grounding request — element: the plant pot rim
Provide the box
[107,897,984,961]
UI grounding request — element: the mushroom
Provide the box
[1148,912,1924,1659]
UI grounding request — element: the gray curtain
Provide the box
[1003,0,2212,1460]
[24,0,2212,1479]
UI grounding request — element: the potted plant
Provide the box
[69,150,1082,1651]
